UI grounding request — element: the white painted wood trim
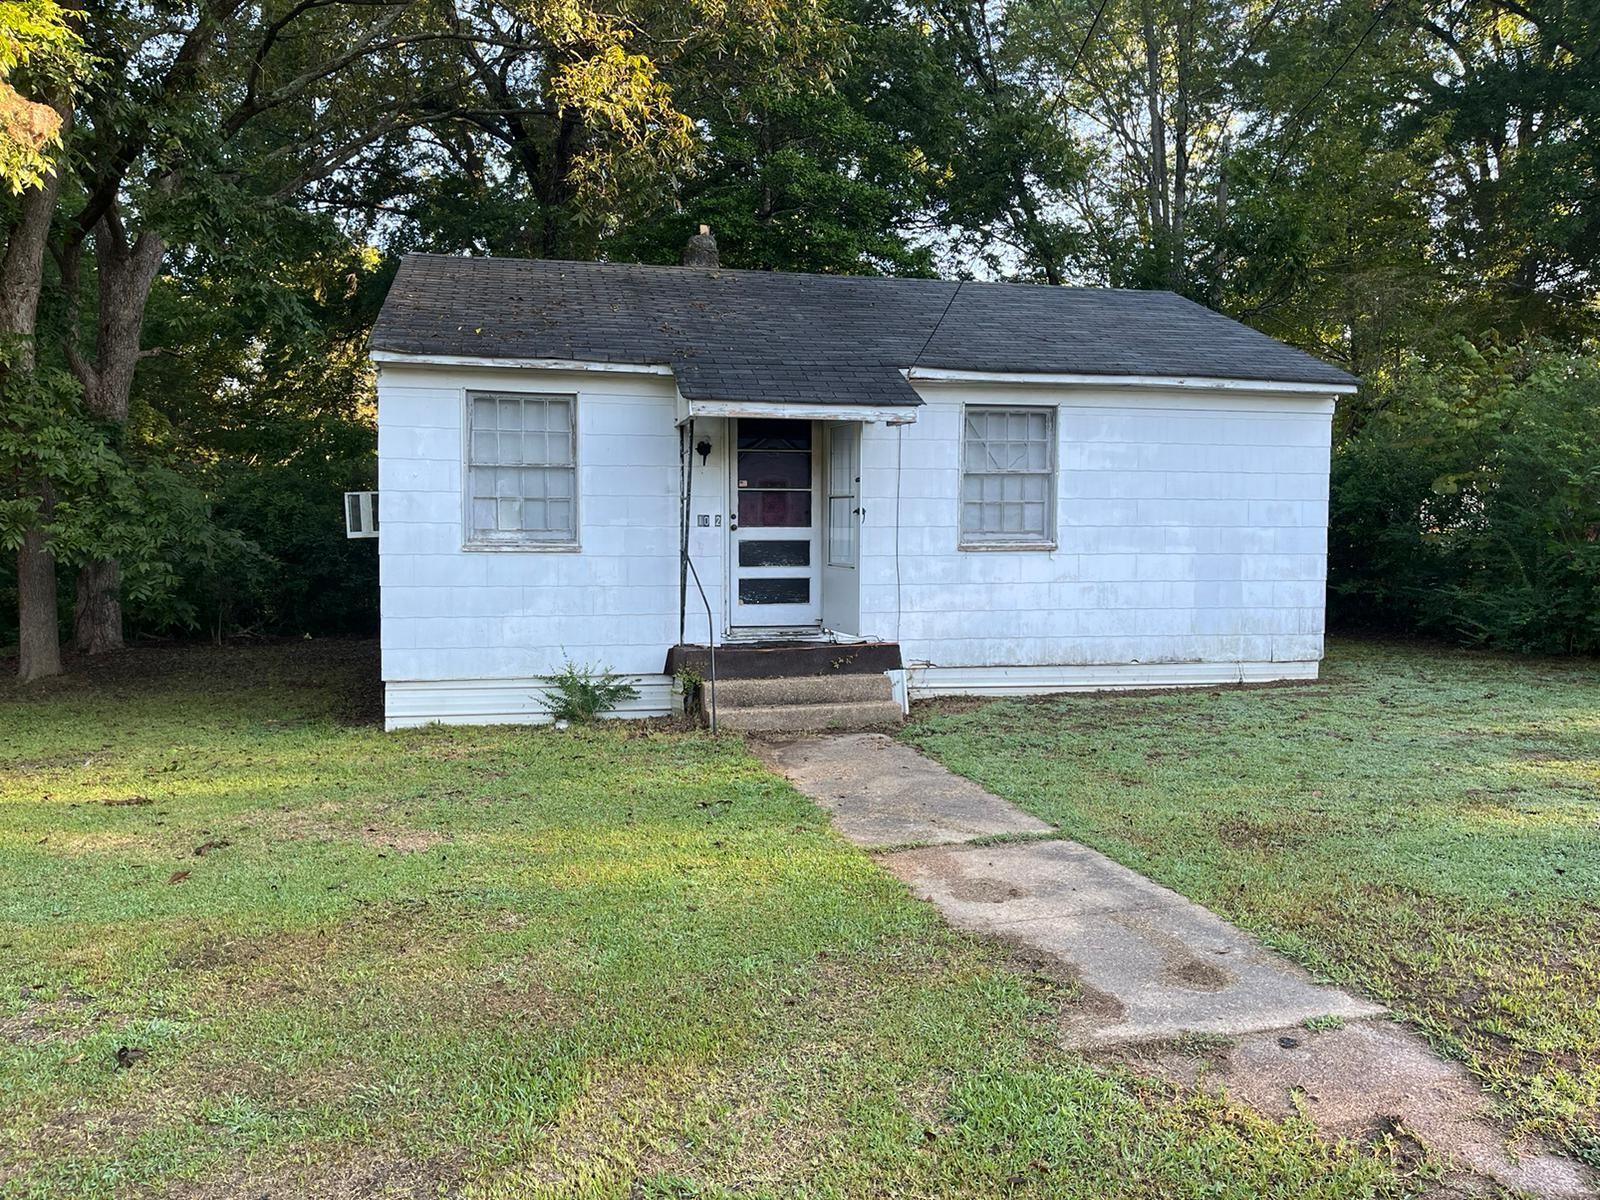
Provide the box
[905,367,1357,397]
[906,660,1319,699]
[682,398,920,425]
[373,349,674,375]
[384,675,675,729]
[886,669,910,714]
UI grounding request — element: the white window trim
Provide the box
[461,388,581,552]
[958,403,1059,552]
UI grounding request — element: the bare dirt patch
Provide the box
[6,1108,151,1185]
[265,807,449,855]
[1163,957,1231,992]
[1214,812,1332,853]
[3,984,98,1045]
[361,827,447,853]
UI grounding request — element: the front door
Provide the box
[729,418,821,629]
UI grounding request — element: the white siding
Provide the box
[855,382,1335,682]
[376,362,1338,725]
[377,363,687,727]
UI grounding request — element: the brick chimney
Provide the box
[682,223,719,268]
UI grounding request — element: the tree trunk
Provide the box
[72,559,125,653]
[1211,132,1230,302]
[0,197,59,337]
[65,212,167,654]
[17,518,62,682]
[1168,0,1191,292]
[1,94,71,682]
[74,559,122,654]
[538,109,580,258]
[1140,0,1169,269]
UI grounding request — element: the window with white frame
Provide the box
[466,391,577,545]
[960,406,1056,546]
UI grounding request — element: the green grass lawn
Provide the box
[0,643,1410,1199]
[902,639,1600,1163]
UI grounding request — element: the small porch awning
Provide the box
[670,359,921,426]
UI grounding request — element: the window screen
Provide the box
[826,424,859,567]
[960,407,1055,546]
[467,392,576,544]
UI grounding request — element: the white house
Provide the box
[367,243,1356,731]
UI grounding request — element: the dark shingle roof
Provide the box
[371,255,1356,406]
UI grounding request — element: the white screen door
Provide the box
[730,418,821,628]
[820,422,860,634]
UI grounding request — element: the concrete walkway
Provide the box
[758,732,1596,1200]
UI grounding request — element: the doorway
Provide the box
[729,418,821,629]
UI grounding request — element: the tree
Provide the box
[1405,0,1599,338]
[607,0,940,274]
[10,0,840,675]
[303,0,842,260]
[0,0,88,681]
[886,0,1090,282]
[1330,342,1600,651]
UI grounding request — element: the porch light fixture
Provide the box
[695,436,712,465]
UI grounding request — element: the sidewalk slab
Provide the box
[756,733,1053,849]
[883,841,1383,1045]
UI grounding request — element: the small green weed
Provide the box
[540,658,640,722]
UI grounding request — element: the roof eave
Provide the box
[675,396,920,426]
[905,366,1358,395]
[369,348,674,376]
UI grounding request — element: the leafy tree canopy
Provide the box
[0,0,86,190]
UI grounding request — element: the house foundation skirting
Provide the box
[384,675,676,730]
[905,659,1319,699]
[383,660,1320,727]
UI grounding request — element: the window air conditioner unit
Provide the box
[345,491,379,539]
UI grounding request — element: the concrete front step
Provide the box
[708,673,892,708]
[666,641,902,680]
[715,699,904,733]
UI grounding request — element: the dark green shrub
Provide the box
[1330,343,1600,653]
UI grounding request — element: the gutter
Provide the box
[904,366,1358,396]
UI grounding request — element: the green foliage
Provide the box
[0,0,86,190]
[116,229,382,640]
[541,660,643,723]
[330,0,846,261]
[0,348,266,640]
[899,0,1091,282]
[1330,344,1600,652]
[0,353,113,548]
[609,6,941,277]
[99,462,273,638]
